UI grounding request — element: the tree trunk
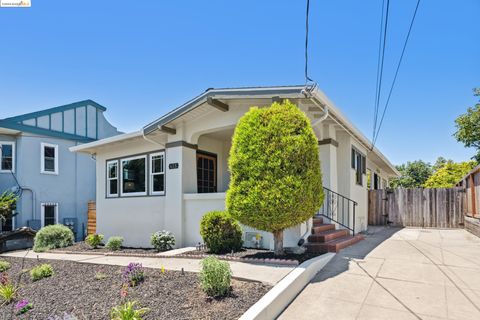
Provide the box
[273,230,284,256]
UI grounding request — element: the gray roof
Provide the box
[142,85,307,134]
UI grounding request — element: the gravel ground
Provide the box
[182,248,321,263]
[52,242,158,255]
[0,256,270,320]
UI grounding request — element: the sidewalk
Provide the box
[1,250,294,285]
[279,227,480,320]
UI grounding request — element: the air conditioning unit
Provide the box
[244,232,263,249]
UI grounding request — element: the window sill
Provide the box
[41,171,58,175]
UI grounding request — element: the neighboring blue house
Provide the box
[0,100,121,239]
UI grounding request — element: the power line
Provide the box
[372,0,387,142]
[373,0,421,146]
[304,0,315,85]
[372,0,390,146]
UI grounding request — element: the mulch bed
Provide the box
[0,256,271,320]
[180,248,321,264]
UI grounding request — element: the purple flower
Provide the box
[122,262,144,286]
[15,299,33,315]
[15,299,29,310]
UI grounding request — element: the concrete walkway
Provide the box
[279,227,480,320]
[0,250,293,285]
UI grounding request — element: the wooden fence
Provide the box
[87,201,96,235]
[457,165,480,218]
[368,188,466,228]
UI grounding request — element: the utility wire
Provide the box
[373,0,421,146]
[304,0,315,85]
[372,0,390,146]
[372,0,387,143]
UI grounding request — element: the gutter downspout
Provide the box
[19,187,35,221]
[298,93,330,247]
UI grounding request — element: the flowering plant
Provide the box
[15,299,33,315]
[0,272,8,285]
[123,262,144,287]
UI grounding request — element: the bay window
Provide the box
[107,151,165,198]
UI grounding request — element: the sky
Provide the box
[0,0,478,166]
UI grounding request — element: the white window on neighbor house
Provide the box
[351,147,366,186]
[41,142,59,174]
[0,141,15,173]
[41,203,58,227]
[120,155,147,196]
[149,152,165,195]
[107,160,119,197]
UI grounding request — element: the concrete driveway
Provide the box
[279,227,480,320]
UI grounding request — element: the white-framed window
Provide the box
[149,152,165,195]
[0,141,15,173]
[41,203,58,227]
[107,160,119,197]
[41,142,59,175]
[351,147,366,186]
[120,155,147,196]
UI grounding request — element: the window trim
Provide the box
[149,152,165,196]
[106,160,119,198]
[351,147,366,186]
[120,154,148,197]
[196,150,218,194]
[41,203,58,227]
[0,141,15,173]
[41,142,59,175]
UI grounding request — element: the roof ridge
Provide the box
[1,99,106,122]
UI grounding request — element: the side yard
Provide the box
[279,227,480,320]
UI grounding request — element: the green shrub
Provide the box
[226,100,324,255]
[0,260,10,272]
[33,224,74,252]
[200,211,243,253]
[110,301,149,320]
[0,282,18,304]
[150,231,175,251]
[86,234,104,248]
[30,264,54,281]
[106,236,123,251]
[199,257,232,297]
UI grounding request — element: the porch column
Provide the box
[164,141,197,247]
[318,125,338,192]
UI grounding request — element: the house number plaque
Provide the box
[169,163,179,169]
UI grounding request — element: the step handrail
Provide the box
[317,187,357,236]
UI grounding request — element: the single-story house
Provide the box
[71,85,399,249]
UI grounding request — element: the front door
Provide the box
[196,152,217,193]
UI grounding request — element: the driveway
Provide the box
[279,227,480,320]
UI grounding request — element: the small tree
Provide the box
[454,88,480,162]
[226,100,324,255]
[423,160,477,188]
[0,191,18,228]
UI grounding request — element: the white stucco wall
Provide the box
[95,137,166,247]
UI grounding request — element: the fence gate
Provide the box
[368,188,466,228]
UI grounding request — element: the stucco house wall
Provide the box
[0,100,121,238]
[72,86,399,249]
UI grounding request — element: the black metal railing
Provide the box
[317,187,357,235]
